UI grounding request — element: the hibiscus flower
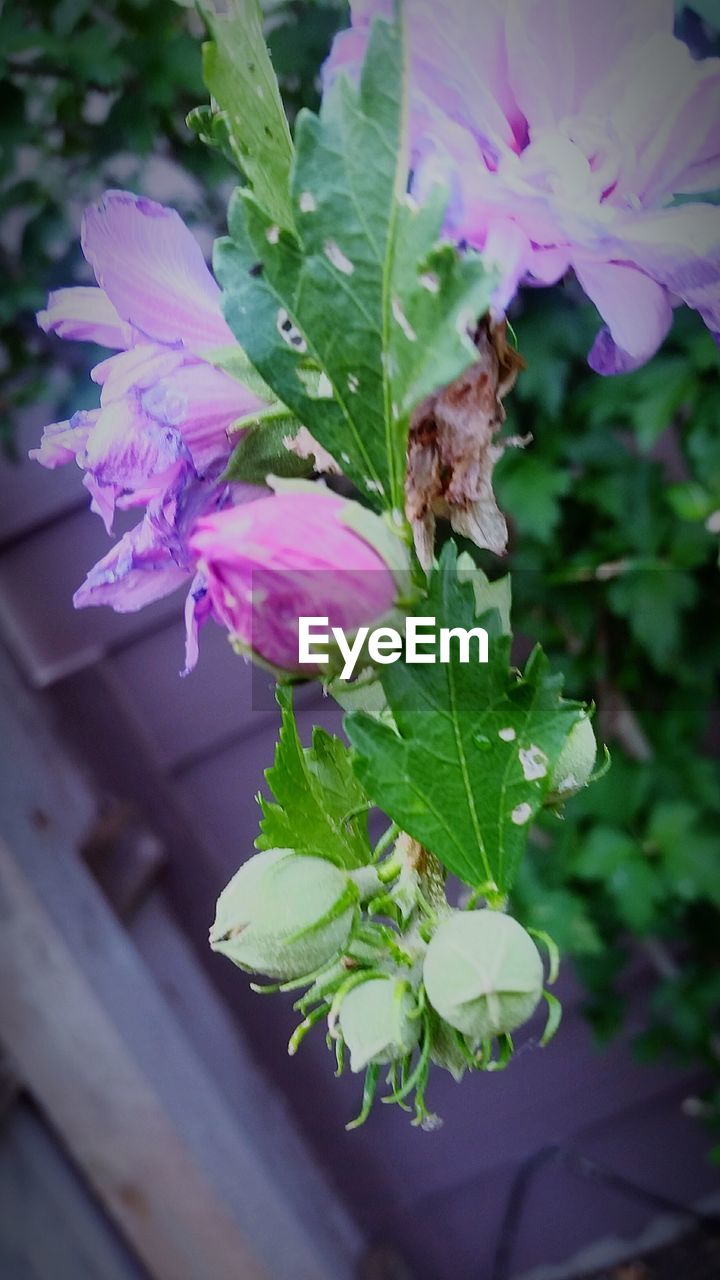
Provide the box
[326,0,720,372]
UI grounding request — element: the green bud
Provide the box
[338,975,420,1072]
[423,910,543,1044]
[547,716,596,801]
[210,849,358,980]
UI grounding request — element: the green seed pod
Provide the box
[547,716,597,801]
[338,975,421,1072]
[210,849,358,980]
[423,910,543,1044]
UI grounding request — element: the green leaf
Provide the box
[208,343,277,401]
[496,454,571,543]
[649,801,720,907]
[223,416,313,484]
[607,569,698,668]
[574,825,638,880]
[609,859,664,935]
[457,555,512,634]
[214,15,494,512]
[202,0,295,229]
[257,687,372,870]
[666,481,716,523]
[582,355,693,452]
[346,544,585,892]
[513,861,603,957]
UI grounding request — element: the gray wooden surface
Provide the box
[0,647,362,1280]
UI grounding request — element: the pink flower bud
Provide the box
[188,489,398,670]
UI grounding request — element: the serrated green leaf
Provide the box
[346,544,585,892]
[457,556,512,634]
[186,104,240,169]
[257,687,372,870]
[223,417,313,484]
[202,0,295,229]
[214,15,494,512]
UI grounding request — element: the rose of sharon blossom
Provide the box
[188,490,397,670]
[327,0,720,373]
[31,190,264,528]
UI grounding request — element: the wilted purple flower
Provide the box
[72,464,263,672]
[72,466,229,615]
[31,190,264,525]
[327,0,720,373]
[188,490,398,671]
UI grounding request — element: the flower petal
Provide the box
[189,491,397,669]
[507,0,675,129]
[29,410,97,469]
[140,363,264,472]
[482,220,533,313]
[604,34,720,203]
[37,287,133,350]
[74,517,190,613]
[608,203,720,339]
[574,259,673,373]
[326,0,521,157]
[93,345,184,397]
[81,190,235,352]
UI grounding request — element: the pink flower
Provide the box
[188,490,398,671]
[31,191,264,526]
[327,1,720,372]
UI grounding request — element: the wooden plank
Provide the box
[0,384,83,547]
[110,619,327,771]
[0,837,270,1280]
[0,646,362,1280]
[0,511,181,687]
[0,1101,148,1280]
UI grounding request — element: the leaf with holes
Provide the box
[257,687,372,870]
[346,544,585,892]
[214,15,494,512]
[202,0,295,230]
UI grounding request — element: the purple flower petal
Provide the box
[37,287,133,350]
[93,344,184,398]
[140,363,264,472]
[83,472,119,534]
[81,190,235,352]
[29,410,97,469]
[606,204,720,339]
[482,221,533,314]
[327,1,719,365]
[74,516,191,613]
[80,399,193,529]
[506,0,673,130]
[183,573,213,674]
[574,259,673,373]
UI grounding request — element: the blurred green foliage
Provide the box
[499,296,720,1149]
[0,0,347,456]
